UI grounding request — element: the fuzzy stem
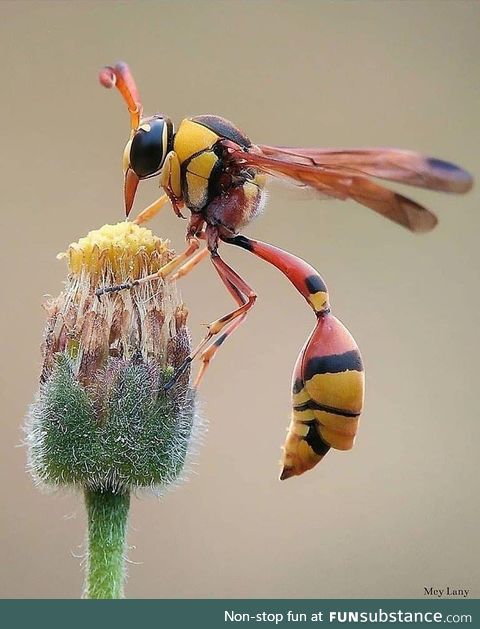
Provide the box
[83,488,130,599]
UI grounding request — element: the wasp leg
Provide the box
[161,151,185,218]
[192,257,251,388]
[193,312,248,390]
[133,194,170,225]
[165,252,257,390]
[170,248,209,281]
[95,238,202,298]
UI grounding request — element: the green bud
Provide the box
[24,222,201,597]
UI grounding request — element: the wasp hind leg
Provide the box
[165,251,257,390]
[193,312,248,390]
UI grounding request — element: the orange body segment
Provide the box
[282,313,364,479]
[227,235,365,479]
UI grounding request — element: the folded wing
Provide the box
[225,142,473,232]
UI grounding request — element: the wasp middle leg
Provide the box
[95,238,203,298]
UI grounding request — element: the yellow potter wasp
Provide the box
[98,62,472,479]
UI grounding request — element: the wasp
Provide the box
[97,62,472,480]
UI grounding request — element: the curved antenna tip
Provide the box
[98,66,117,89]
[98,62,142,130]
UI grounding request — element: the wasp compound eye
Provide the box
[129,116,173,178]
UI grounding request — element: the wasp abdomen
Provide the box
[281,314,364,479]
[225,235,364,480]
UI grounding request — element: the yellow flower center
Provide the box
[58,222,172,281]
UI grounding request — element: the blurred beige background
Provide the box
[1,1,479,599]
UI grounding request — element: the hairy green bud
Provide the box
[25,222,201,597]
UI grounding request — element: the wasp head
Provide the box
[123,115,174,216]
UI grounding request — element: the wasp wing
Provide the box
[258,146,473,194]
[226,143,472,232]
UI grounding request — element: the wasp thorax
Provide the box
[129,115,173,178]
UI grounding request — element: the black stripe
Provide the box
[305,274,327,295]
[214,332,228,348]
[166,119,175,153]
[181,149,215,211]
[294,400,360,418]
[192,115,252,148]
[227,234,253,251]
[182,147,217,177]
[304,422,330,456]
[305,350,363,379]
[427,157,465,174]
[206,156,225,206]
[292,377,304,394]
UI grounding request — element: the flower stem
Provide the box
[83,488,130,599]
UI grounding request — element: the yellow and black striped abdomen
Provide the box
[281,314,364,479]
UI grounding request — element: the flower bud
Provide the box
[26,222,198,493]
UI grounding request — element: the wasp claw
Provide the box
[170,199,187,219]
[175,208,187,220]
[163,377,176,392]
[95,281,137,298]
[164,357,192,391]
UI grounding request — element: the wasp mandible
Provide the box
[97,62,472,479]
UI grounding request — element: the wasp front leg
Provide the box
[226,234,364,479]
[133,194,170,225]
[161,151,185,218]
[95,238,203,298]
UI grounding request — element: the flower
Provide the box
[26,222,197,493]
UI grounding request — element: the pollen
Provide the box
[58,221,172,282]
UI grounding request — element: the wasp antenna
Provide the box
[99,61,143,131]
